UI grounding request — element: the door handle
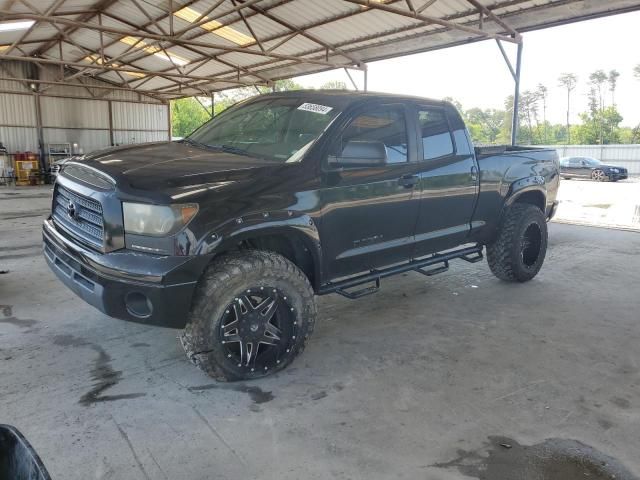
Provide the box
[470,165,478,181]
[398,174,419,188]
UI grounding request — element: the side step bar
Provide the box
[318,244,483,300]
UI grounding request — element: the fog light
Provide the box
[125,292,153,318]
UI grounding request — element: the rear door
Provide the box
[318,102,422,279]
[411,103,479,256]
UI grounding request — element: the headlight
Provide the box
[123,202,198,237]
[610,168,618,173]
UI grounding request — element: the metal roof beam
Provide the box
[244,2,363,66]
[3,0,67,55]
[0,11,358,69]
[0,54,268,87]
[97,11,272,85]
[29,0,119,57]
[465,0,519,37]
[342,0,520,44]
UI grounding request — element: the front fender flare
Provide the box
[197,211,323,288]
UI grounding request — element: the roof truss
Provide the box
[1,0,639,99]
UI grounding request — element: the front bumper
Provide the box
[43,218,211,329]
[608,172,628,180]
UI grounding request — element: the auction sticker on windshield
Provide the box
[297,103,333,114]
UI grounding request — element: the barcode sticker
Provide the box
[297,103,333,115]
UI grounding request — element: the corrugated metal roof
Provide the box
[1,0,639,99]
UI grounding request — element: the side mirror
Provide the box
[328,140,387,168]
[0,425,51,480]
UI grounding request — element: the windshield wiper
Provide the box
[183,139,264,160]
[208,144,262,159]
[182,138,210,150]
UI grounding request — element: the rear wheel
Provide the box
[181,250,316,381]
[486,203,548,282]
[591,169,607,182]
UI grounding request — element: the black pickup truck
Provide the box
[43,91,559,381]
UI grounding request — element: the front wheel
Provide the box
[591,169,607,182]
[486,204,548,282]
[181,250,316,381]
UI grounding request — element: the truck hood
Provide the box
[79,141,282,194]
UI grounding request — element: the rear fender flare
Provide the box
[504,177,547,208]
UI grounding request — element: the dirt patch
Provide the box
[432,436,638,480]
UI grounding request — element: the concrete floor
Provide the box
[1,185,640,480]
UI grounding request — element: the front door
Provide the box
[318,103,422,279]
[566,158,586,177]
[411,104,479,256]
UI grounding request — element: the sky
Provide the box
[293,10,640,127]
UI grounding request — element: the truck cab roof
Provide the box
[245,89,451,109]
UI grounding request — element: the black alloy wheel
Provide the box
[520,223,542,268]
[218,287,297,374]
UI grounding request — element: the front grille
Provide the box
[52,184,104,249]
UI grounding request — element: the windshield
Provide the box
[187,97,341,163]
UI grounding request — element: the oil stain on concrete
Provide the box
[53,334,146,406]
[432,436,638,480]
[0,304,38,330]
[188,383,274,404]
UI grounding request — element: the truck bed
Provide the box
[475,145,556,159]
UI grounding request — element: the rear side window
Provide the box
[417,108,454,160]
[341,107,408,164]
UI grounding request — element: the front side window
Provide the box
[417,107,454,160]
[340,107,408,164]
[188,98,341,163]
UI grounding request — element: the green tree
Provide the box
[536,84,548,143]
[170,97,211,138]
[588,70,609,144]
[608,69,620,105]
[558,73,578,143]
[589,70,608,109]
[464,107,504,145]
[574,106,623,145]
